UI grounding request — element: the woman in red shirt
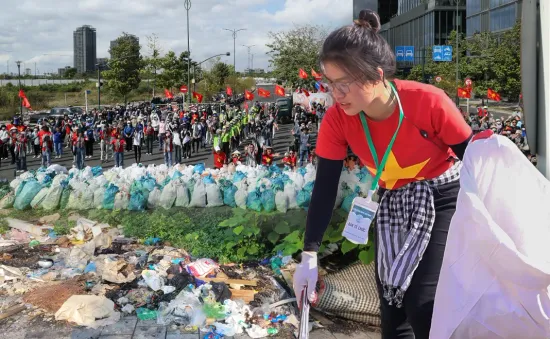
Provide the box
[292,10,478,338]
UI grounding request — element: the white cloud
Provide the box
[0,0,352,75]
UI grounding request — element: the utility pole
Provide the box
[223,28,246,74]
[242,45,255,74]
[96,63,101,109]
[16,61,22,118]
[184,0,192,105]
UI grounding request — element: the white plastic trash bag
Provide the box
[55,295,120,328]
[189,180,206,208]
[284,185,298,210]
[30,187,49,209]
[174,181,190,207]
[431,135,550,339]
[93,186,106,209]
[205,183,223,207]
[159,181,177,210]
[275,191,288,213]
[42,184,63,210]
[113,192,129,210]
[235,188,247,209]
[147,187,161,209]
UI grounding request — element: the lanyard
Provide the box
[359,82,405,192]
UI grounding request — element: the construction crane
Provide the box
[522,0,550,177]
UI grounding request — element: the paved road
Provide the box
[0,123,304,181]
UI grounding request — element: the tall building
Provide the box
[378,0,466,70]
[110,34,139,58]
[466,0,522,37]
[73,25,97,74]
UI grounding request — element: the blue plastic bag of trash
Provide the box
[246,188,263,212]
[202,175,215,185]
[303,181,315,193]
[271,177,285,192]
[128,191,147,211]
[41,174,53,187]
[223,185,238,208]
[261,189,276,212]
[14,179,43,210]
[233,171,247,183]
[172,171,183,180]
[358,167,371,183]
[91,166,103,177]
[102,184,119,210]
[269,165,282,175]
[341,187,361,213]
[297,167,307,177]
[142,176,157,192]
[193,163,205,174]
[296,188,311,210]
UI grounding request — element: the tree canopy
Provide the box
[266,25,327,87]
[103,32,142,103]
[407,22,521,101]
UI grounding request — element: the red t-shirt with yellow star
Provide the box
[316,79,472,190]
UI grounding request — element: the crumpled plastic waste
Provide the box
[55,295,121,328]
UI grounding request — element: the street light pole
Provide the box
[16,61,22,118]
[96,63,101,110]
[224,28,246,99]
[192,52,230,93]
[185,0,192,105]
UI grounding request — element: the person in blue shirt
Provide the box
[123,121,134,152]
[53,127,63,159]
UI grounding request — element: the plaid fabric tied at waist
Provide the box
[377,161,462,308]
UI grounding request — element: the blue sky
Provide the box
[0,0,352,74]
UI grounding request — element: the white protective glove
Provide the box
[293,251,318,304]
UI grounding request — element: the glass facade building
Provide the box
[379,0,466,68]
[73,25,97,74]
[466,0,521,36]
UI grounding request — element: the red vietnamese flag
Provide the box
[257,88,271,98]
[244,90,254,101]
[18,89,32,109]
[164,89,174,99]
[311,69,322,80]
[487,88,501,101]
[179,85,188,93]
[457,87,471,99]
[275,84,285,97]
[301,89,310,97]
[192,91,203,103]
[226,86,233,96]
[298,68,308,79]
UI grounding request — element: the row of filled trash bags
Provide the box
[0,162,373,213]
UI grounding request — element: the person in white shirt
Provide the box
[133,127,143,164]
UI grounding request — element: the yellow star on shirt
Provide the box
[367,151,430,189]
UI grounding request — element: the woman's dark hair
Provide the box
[320,9,396,83]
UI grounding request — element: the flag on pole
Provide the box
[275,84,285,97]
[164,89,174,99]
[226,86,233,96]
[487,88,501,101]
[244,90,254,101]
[258,88,271,98]
[192,92,203,103]
[299,68,308,79]
[18,89,32,109]
[457,87,471,99]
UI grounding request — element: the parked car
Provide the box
[27,106,83,123]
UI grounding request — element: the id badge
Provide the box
[342,196,378,245]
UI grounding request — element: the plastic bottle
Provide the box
[267,327,279,335]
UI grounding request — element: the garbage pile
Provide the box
[0,162,372,213]
[0,217,302,338]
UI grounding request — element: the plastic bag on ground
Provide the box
[296,188,311,210]
[93,186,106,209]
[0,192,15,209]
[128,191,147,211]
[113,192,130,210]
[206,183,223,207]
[275,191,288,213]
[174,181,190,207]
[246,189,263,212]
[141,270,164,291]
[42,184,63,210]
[14,179,42,210]
[31,187,49,209]
[59,187,71,209]
[147,187,161,209]
[261,189,276,212]
[55,295,120,329]
[189,180,206,208]
[235,188,247,209]
[431,135,550,339]
[159,181,177,210]
[284,185,298,210]
[223,185,238,208]
[341,187,360,213]
[102,184,119,210]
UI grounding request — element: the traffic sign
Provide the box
[85,90,91,94]
[179,85,188,93]
[435,76,442,83]
[433,45,453,62]
[395,46,415,62]
[465,78,473,87]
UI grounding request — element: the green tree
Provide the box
[156,51,191,92]
[142,33,163,97]
[266,25,327,86]
[491,22,521,100]
[63,68,77,79]
[103,32,142,103]
[210,62,231,89]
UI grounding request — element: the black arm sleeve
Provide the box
[449,132,473,161]
[303,156,344,252]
